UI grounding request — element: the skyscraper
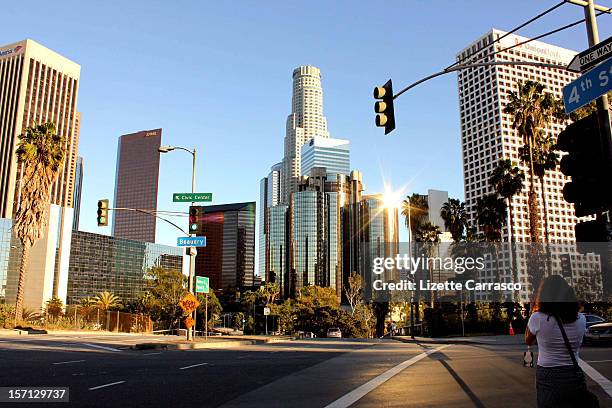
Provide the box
[112,129,161,243]
[0,39,81,309]
[194,202,256,292]
[301,137,350,177]
[258,162,282,278]
[0,39,80,218]
[282,66,330,204]
[457,29,600,300]
[72,156,84,230]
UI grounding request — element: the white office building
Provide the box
[457,29,600,300]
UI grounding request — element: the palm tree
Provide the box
[489,159,524,243]
[415,221,441,307]
[503,80,559,243]
[96,291,121,311]
[518,133,558,244]
[14,123,66,322]
[401,193,428,234]
[475,194,507,243]
[440,198,467,242]
[489,159,524,295]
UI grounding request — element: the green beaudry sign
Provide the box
[195,276,210,294]
[173,193,213,202]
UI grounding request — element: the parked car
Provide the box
[584,313,605,328]
[327,327,342,338]
[584,322,612,344]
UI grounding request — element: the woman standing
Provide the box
[525,275,588,408]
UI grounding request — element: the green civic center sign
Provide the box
[173,193,213,202]
[195,276,210,294]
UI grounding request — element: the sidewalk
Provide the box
[391,334,525,346]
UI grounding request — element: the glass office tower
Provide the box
[267,205,288,296]
[67,231,183,304]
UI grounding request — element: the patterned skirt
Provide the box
[536,365,586,408]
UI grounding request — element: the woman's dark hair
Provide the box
[534,275,579,323]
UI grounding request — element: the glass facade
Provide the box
[301,137,350,178]
[67,230,183,304]
[267,205,288,295]
[112,129,161,243]
[291,191,324,292]
[0,218,21,302]
[195,202,256,292]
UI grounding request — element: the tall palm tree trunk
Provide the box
[15,246,31,323]
[508,199,519,303]
[539,174,553,276]
[527,139,541,243]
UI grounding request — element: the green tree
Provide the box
[489,159,524,293]
[475,194,507,243]
[14,122,67,321]
[440,198,467,242]
[570,91,612,121]
[196,291,222,332]
[45,296,64,322]
[96,291,121,311]
[401,193,429,234]
[415,221,441,307]
[503,81,559,243]
[142,267,187,329]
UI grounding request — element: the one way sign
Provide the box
[567,35,612,73]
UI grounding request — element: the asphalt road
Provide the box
[0,333,610,408]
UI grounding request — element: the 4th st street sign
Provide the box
[563,56,612,114]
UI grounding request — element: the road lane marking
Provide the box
[179,362,208,370]
[88,381,126,391]
[53,360,85,365]
[143,352,162,355]
[584,359,612,363]
[324,345,451,408]
[81,343,121,352]
[579,359,612,397]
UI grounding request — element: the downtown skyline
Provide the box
[2,1,611,248]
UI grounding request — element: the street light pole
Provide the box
[159,145,198,341]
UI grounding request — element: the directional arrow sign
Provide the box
[567,35,612,73]
[563,56,612,114]
[177,236,207,247]
[173,193,213,202]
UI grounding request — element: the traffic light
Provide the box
[374,79,395,134]
[189,206,203,235]
[97,199,109,226]
[556,113,611,217]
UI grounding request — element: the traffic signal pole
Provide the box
[581,0,612,193]
[188,147,197,341]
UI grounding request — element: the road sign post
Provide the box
[195,276,209,294]
[173,193,213,202]
[177,236,207,247]
[567,35,612,73]
[562,57,612,114]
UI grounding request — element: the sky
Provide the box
[2,0,611,248]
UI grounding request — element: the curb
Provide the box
[132,336,294,351]
[390,336,522,345]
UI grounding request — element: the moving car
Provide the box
[584,322,612,344]
[327,327,342,338]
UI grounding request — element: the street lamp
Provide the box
[159,144,197,341]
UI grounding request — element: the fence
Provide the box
[62,305,153,333]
